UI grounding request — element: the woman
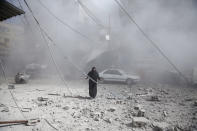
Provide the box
[87,67,100,98]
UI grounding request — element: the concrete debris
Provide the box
[48,93,60,96]
[21,108,32,112]
[37,97,48,101]
[134,104,141,110]
[1,107,9,112]
[184,98,193,101]
[137,109,145,117]
[8,84,15,89]
[115,100,122,104]
[107,107,116,112]
[150,96,160,101]
[152,122,173,131]
[104,118,112,123]
[194,101,197,106]
[163,111,168,117]
[0,104,9,112]
[131,117,149,128]
[62,106,69,110]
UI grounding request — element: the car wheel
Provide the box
[126,79,133,85]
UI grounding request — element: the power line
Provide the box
[77,0,105,28]
[41,27,99,84]
[23,0,73,95]
[37,0,100,44]
[113,0,189,84]
[0,61,27,120]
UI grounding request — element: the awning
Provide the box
[0,0,25,21]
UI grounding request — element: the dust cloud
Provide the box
[2,0,197,83]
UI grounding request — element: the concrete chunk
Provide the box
[153,122,173,131]
[132,117,149,127]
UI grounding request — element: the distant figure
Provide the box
[87,67,100,98]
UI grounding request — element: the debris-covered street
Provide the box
[0,79,197,131]
[1,0,197,130]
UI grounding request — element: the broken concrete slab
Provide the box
[134,104,141,110]
[8,84,15,89]
[62,106,69,110]
[152,122,173,131]
[194,101,197,106]
[131,117,150,128]
[107,107,116,112]
[148,96,160,101]
[37,97,48,101]
[137,109,145,117]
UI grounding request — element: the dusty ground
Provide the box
[0,79,197,131]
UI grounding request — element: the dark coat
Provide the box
[87,70,100,84]
[87,69,100,98]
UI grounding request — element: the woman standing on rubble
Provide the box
[87,67,100,98]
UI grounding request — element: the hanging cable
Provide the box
[23,0,73,95]
[40,28,99,85]
[113,0,189,84]
[0,61,27,120]
[77,0,105,28]
[37,0,101,45]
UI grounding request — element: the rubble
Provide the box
[150,96,160,101]
[137,109,145,117]
[104,118,112,123]
[8,84,15,89]
[0,81,196,131]
[134,104,141,110]
[194,101,197,106]
[37,97,48,101]
[62,106,70,110]
[107,107,116,112]
[131,117,150,128]
[1,107,9,112]
[21,108,32,112]
[152,122,173,131]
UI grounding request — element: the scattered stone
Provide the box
[62,106,69,110]
[37,97,48,101]
[116,100,122,104]
[137,109,145,117]
[131,117,149,128]
[127,93,133,100]
[179,102,185,106]
[8,84,15,89]
[104,118,112,123]
[194,101,197,106]
[0,103,5,107]
[48,93,60,96]
[37,102,47,106]
[114,117,120,121]
[107,107,116,112]
[21,108,32,112]
[163,111,167,117]
[150,96,160,101]
[1,107,9,112]
[134,104,141,110]
[184,98,193,101]
[55,104,61,107]
[94,117,99,121]
[152,122,173,131]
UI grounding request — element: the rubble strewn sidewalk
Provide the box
[0,81,196,131]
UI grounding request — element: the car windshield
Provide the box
[104,70,122,75]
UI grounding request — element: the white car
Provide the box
[99,69,140,85]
